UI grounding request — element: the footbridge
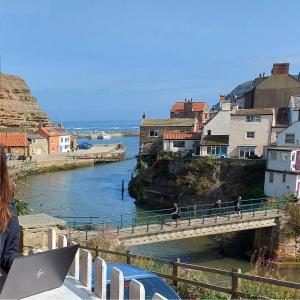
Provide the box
[58,198,289,246]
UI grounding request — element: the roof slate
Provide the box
[0,132,28,147]
[171,102,206,112]
[231,108,274,116]
[201,135,229,146]
[163,131,201,140]
[141,118,195,127]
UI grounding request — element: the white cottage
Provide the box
[163,131,201,155]
[264,121,300,198]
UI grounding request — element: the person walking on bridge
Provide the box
[234,196,241,217]
[170,203,181,225]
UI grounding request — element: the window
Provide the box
[207,130,211,136]
[65,145,69,150]
[269,172,274,183]
[65,137,69,142]
[207,146,227,156]
[61,137,64,143]
[173,141,185,148]
[239,146,256,158]
[282,174,286,183]
[149,130,158,137]
[285,134,295,144]
[246,115,261,122]
[270,151,277,160]
[246,131,255,139]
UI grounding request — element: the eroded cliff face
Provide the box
[0,73,52,132]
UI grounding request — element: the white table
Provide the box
[22,276,100,299]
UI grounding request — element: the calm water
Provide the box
[16,123,299,282]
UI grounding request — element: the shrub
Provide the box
[282,203,300,237]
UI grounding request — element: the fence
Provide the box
[48,228,166,300]
[76,244,300,299]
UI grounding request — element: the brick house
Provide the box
[0,132,28,158]
[36,125,71,154]
[170,99,209,130]
[139,118,197,158]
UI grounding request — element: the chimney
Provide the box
[219,94,225,102]
[57,123,62,128]
[272,63,289,75]
[184,98,187,102]
[142,112,146,119]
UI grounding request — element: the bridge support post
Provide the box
[126,250,131,264]
[231,268,241,299]
[172,257,180,288]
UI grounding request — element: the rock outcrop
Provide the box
[0,73,52,132]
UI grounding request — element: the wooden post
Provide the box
[69,241,79,280]
[48,228,56,250]
[58,234,67,248]
[129,279,145,300]
[94,257,107,299]
[110,268,124,300]
[126,250,131,264]
[231,268,241,299]
[80,249,92,290]
[172,257,180,288]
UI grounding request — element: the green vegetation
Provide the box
[14,198,29,215]
[282,203,300,237]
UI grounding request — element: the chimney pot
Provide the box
[272,63,289,75]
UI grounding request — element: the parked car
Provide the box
[78,142,93,150]
[91,263,181,300]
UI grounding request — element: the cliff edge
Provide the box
[0,73,52,131]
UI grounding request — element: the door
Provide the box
[296,151,300,171]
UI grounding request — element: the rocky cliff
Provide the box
[0,73,52,132]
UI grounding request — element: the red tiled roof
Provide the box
[38,127,70,137]
[171,102,206,113]
[163,131,201,140]
[0,132,28,147]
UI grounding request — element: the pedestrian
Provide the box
[170,203,181,225]
[214,199,222,214]
[0,144,20,273]
[234,196,241,217]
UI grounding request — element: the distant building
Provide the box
[170,99,209,130]
[0,132,28,157]
[264,121,300,198]
[288,96,300,123]
[163,131,201,155]
[28,134,48,155]
[229,108,275,158]
[36,124,71,154]
[139,118,197,158]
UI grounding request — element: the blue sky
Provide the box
[1,0,300,122]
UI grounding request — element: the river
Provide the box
[16,134,299,283]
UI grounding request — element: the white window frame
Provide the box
[270,151,277,160]
[149,130,158,137]
[285,133,295,144]
[246,115,261,122]
[246,131,255,139]
[239,146,256,158]
[173,141,185,148]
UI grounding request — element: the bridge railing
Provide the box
[56,197,272,228]
[58,197,290,240]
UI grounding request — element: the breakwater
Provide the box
[75,130,139,139]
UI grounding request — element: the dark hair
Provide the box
[0,145,13,232]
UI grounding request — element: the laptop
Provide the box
[0,244,78,299]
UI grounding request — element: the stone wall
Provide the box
[253,215,300,261]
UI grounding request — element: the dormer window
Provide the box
[246,115,261,122]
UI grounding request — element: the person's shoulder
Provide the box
[8,201,18,215]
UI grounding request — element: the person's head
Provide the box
[238,196,241,201]
[173,203,178,207]
[0,144,13,232]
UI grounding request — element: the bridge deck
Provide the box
[116,209,281,246]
